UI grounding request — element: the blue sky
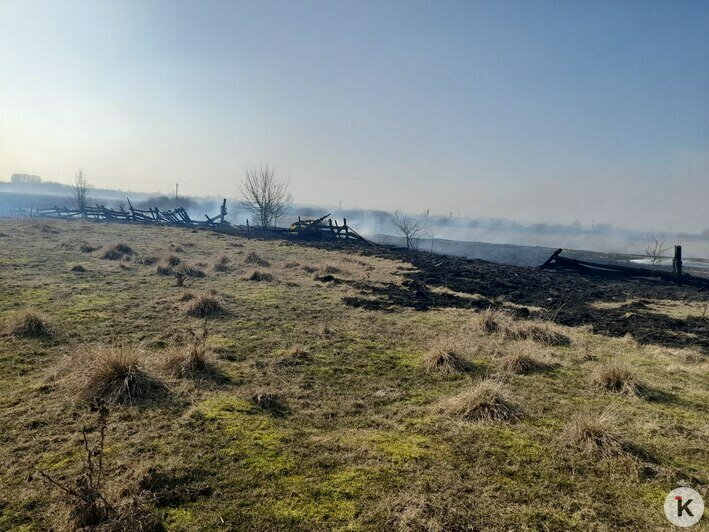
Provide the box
[1,0,707,231]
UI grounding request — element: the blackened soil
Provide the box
[311,241,709,353]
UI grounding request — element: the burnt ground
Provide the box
[305,240,709,354]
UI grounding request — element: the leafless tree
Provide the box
[239,163,293,228]
[73,169,89,216]
[114,199,126,212]
[644,232,670,277]
[392,211,429,250]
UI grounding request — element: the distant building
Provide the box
[11,174,42,184]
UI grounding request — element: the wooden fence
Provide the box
[30,198,229,228]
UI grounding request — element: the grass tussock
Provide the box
[592,360,643,396]
[562,410,628,458]
[212,255,231,272]
[156,254,182,275]
[70,264,87,272]
[276,344,311,366]
[479,309,506,333]
[245,251,270,267]
[509,322,572,347]
[69,346,166,405]
[284,261,300,269]
[100,243,133,260]
[5,309,55,339]
[250,390,286,416]
[174,263,206,278]
[185,293,225,317]
[422,341,472,374]
[249,271,273,282]
[163,339,218,380]
[79,242,98,253]
[477,310,571,346]
[498,343,558,374]
[439,380,519,422]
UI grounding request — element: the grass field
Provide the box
[0,219,707,530]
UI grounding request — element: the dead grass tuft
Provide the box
[509,322,572,346]
[245,252,270,267]
[70,264,87,272]
[101,243,133,260]
[249,271,273,282]
[284,261,300,269]
[479,309,505,333]
[5,309,55,338]
[439,380,519,422]
[68,346,166,405]
[422,342,472,374]
[562,410,628,458]
[250,390,286,416]
[185,293,225,317]
[156,255,182,275]
[275,344,311,366]
[498,343,558,374]
[163,337,218,379]
[174,263,206,278]
[591,360,643,396]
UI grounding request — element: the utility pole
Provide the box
[175,182,179,200]
[339,200,342,213]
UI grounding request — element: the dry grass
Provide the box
[591,360,643,396]
[508,322,572,346]
[477,310,571,346]
[163,343,216,379]
[438,380,519,422]
[173,263,206,278]
[250,390,286,416]
[478,308,507,333]
[5,309,55,339]
[562,410,628,458]
[156,254,182,275]
[67,346,166,405]
[498,342,558,374]
[70,264,87,272]
[422,341,472,374]
[248,271,273,282]
[245,252,270,267]
[275,344,311,366]
[185,293,225,318]
[100,243,133,260]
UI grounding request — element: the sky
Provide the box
[1,0,707,232]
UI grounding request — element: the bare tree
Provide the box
[644,232,670,277]
[392,211,429,250]
[73,169,89,216]
[239,163,293,228]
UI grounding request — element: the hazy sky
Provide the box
[1,1,707,231]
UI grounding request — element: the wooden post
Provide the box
[673,245,682,284]
[246,219,250,239]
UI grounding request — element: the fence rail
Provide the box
[29,198,229,229]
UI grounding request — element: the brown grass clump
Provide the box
[284,262,300,269]
[163,338,217,379]
[79,242,98,253]
[562,410,628,458]
[174,263,206,278]
[439,380,519,422]
[70,264,87,272]
[5,309,55,338]
[498,343,557,374]
[245,251,270,267]
[185,293,225,317]
[69,346,166,405]
[249,271,273,282]
[591,360,642,396]
[479,309,506,333]
[156,255,182,275]
[101,243,133,260]
[422,342,472,374]
[250,390,286,416]
[276,344,311,366]
[509,322,572,347]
